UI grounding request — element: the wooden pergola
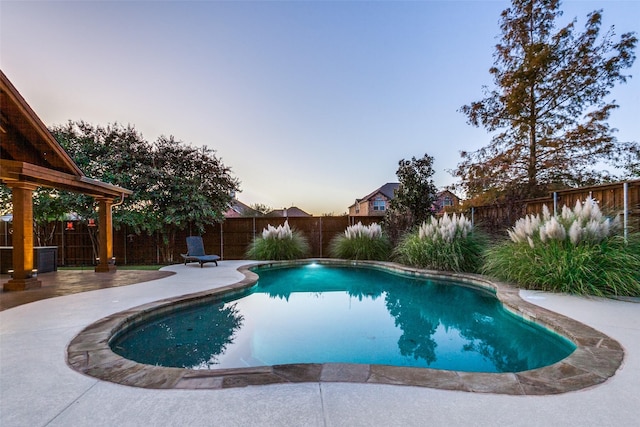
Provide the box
[0,70,132,291]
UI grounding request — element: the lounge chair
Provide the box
[180,236,220,267]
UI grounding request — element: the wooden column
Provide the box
[4,182,41,291]
[95,197,116,273]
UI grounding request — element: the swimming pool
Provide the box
[67,260,624,394]
[110,263,575,373]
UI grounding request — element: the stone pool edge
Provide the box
[66,259,624,395]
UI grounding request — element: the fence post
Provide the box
[471,207,475,227]
[623,182,629,242]
[553,192,558,216]
[220,222,224,260]
[319,217,323,258]
[60,220,65,266]
[123,225,127,265]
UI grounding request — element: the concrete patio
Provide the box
[1,261,639,426]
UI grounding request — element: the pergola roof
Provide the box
[0,69,131,198]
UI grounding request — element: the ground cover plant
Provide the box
[246,220,310,260]
[394,213,486,273]
[329,222,392,260]
[483,198,640,296]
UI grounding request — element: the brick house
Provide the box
[433,190,461,214]
[349,183,461,216]
[348,183,399,216]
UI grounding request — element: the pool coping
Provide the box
[66,259,624,395]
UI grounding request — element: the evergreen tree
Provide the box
[457,0,637,200]
[389,153,438,227]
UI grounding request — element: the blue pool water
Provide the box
[111,263,575,373]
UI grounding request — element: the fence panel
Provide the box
[45,221,97,266]
[471,204,526,235]
[31,180,638,267]
[111,216,377,264]
[219,218,252,260]
[474,180,640,235]
[115,227,157,265]
[318,216,350,257]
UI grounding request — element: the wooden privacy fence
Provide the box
[2,180,636,267]
[2,216,384,266]
[470,180,640,235]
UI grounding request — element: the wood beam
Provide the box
[3,182,41,291]
[1,160,131,198]
[95,197,116,273]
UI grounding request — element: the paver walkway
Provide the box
[1,261,639,426]
[0,269,174,311]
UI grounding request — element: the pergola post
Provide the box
[95,197,116,273]
[1,71,131,290]
[3,182,41,291]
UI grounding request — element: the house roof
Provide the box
[437,189,460,199]
[267,206,311,217]
[0,70,131,198]
[224,198,260,218]
[350,182,400,208]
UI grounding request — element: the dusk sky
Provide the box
[2,0,638,215]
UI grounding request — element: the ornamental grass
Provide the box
[329,222,392,260]
[394,213,486,273]
[483,198,640,297]
[246,220,310,260]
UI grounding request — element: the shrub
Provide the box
[394,213,486,272]
[246,221,310,260]
[329,222,392,260]
[483,198,640,296]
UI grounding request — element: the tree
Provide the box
[1,122,153,252]
[621,145,640,179]
[52,121,156,232]
[0,185,11,216]
[457,0,637,200]
[32,189,68,246]
[49,121,156,259]
[51,122,239,263]
[1,121,240,263]
[250,203,272,216]
[388,153,438,228]
[146,136,240,261]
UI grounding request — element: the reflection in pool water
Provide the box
[111,264,575,372]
